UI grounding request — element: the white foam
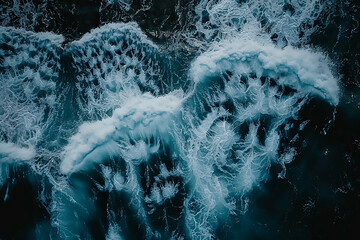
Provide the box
[60,92,183,173]
[0,3,341,238]
[67,22,168,119]
[0,26,62,158]
[179,33,339,238]
[193,0,329,46]
[106,225,124,240]
[72,22,153,46]
[0,142,36,162]
[191,39,339,105]
[0,26,64,44]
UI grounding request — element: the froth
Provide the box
[60,92,183,173]
[191,39,339,105]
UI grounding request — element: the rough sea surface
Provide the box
[0,0,359,239]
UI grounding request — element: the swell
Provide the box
[56,31,338,239]
[0,0,342,239]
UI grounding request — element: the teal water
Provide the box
[1,0,360,239]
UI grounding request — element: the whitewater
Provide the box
[1,0,351,239]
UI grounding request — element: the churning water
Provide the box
[1,0,360,239]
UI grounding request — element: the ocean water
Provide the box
[0,0,359,239]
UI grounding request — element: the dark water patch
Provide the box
[0,164,52,239]
[99,0,198,43]
[0,0,101,42]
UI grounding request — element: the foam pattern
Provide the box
[193,0,332,46]
[0,1,340,239]
[0,27,62,152]
[58,36,338,239]
[66,23,174,119]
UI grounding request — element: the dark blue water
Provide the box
[1,0,360,239]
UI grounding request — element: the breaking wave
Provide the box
[56,29,338,239]
[0,0,342,239]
